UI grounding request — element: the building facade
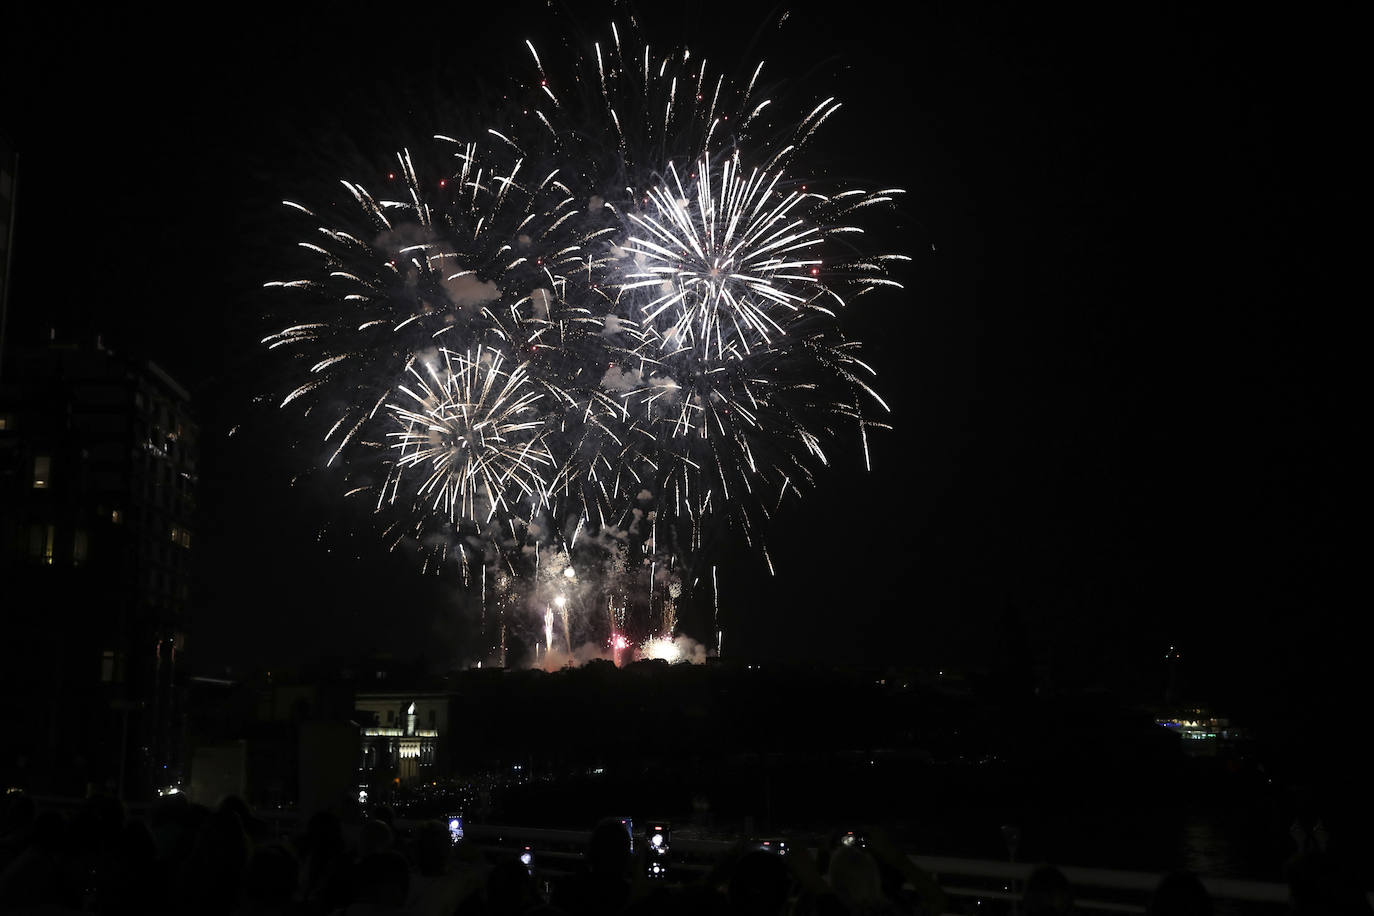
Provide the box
[0,134,14,378]
[355,692,447,786]
[0,338,196,797]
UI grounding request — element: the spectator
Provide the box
[148,791,194,863]
[550,818,632,915]
[101,819,163,915]
[299,810,352,915]
[1285,846,1374,915]
[486,858,542,916]
[333,849,412,915]
[173,807,251,916]
[827,845,902,915]
[860,827,947,916]
[409,820,483,916]
[0,793,37,872]
[1023,865,1073,916]
[673,881,731,915]
[623,884,696,915]
[238,842,302,916]
[0,809,65,909]
[1148,870,1211,916]
[360,818,396,858]
[60,793,127,910]
[221,795,272,846]
[728,851,792,916]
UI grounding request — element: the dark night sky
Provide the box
[3,4,1350,719]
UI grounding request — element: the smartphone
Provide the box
[645,822,670,879]
[755,837,789,856]
[838,830,865,849]
[447,815,464,844]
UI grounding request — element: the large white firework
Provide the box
[385,346,555,525]
[264,15,907,640]
[621,157,825,359]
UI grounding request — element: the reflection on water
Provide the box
[1179,813,1256,916]
[1180,811,1244,878]
[981,804,1282,882]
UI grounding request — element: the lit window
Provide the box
[73,530,88,567]
[32,455,51,489]
[0,414,11,431]
[43,525,55,565]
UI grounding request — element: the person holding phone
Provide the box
[549,818,633,915]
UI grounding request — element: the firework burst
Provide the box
[620,157,824,359]
[385,346,554,525]
[264,12,907,657]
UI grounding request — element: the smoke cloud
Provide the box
[373,225,501,307]
[442,272,501,307]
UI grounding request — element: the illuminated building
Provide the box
[0,338,197,797]
[1155,707,1247,756]
[355,693,447,785]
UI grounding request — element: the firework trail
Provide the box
[556,595,571,652]
[264,13,906,659]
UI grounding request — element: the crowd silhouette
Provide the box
[1,791,1368,914]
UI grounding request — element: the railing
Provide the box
[911,855,1293,913]
[28,801,1367,912]
[459,823,1336,914]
